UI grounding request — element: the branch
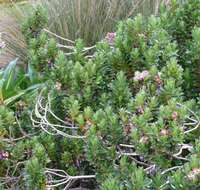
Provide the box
[45,168,95,190]
[31,91,85,139]
[177,103,200,134]
[43,28,75,44]
[1,117,37,144]
[0,175,21,186]
[119,144,135,148]
[173,144,193,157]
[161,166,182,175]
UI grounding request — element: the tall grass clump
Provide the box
[40,0,144,46]
[0,2,33,67]
[40,0,171,46]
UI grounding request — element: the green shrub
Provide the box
[1,1,200,189]
[161,0,200,98]
[0,58,42,105]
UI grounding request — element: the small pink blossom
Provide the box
[172,111,178,121]
[187,168,200,181]
[155,75,162,85]
[160,129,169,136]
[134,70,149,81]
[139,136,149,144]
[0,151,9,160]
[136,106,144,115]
[105,32,116,44]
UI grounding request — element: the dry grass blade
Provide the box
[0,15,26,67]
[0,1,34,67]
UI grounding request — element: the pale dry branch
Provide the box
[31,91,85,139]
[43,28,96,56]
[177,103,200,134]
[161,166,182,175]
[45,168,95,190]
[119,144,135,148]
[173,144,193,157]
[43,28,75,44]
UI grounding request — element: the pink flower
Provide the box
[0,151,9,160]
[172,111,178,121]
[105,32,116,44]
[134,70,149,81]
[187,168,200,181]
[160,129,169,136]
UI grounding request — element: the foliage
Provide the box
[161,0,200,98]
[0,58,42,105]
[1,1,200,190]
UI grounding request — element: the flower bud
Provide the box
[172,111,178,121]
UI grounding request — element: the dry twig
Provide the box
[45,168,95,190]
[31,91,85,139]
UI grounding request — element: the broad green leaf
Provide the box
[27,63,39,83]
[3,58,18,90]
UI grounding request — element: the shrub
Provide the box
[161,0,200,98]
[1,1,200,189]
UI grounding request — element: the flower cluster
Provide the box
[105,32,116,44]
[172,111,178,120]
[187,168,200,181]
[133,70,149,81]
[0,151,9,160]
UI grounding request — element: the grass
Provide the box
[41,0,170,46]
[0,1,31,67]
[41,0,144,46]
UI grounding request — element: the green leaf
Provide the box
[4,83,43,106]
[3,58,18,91]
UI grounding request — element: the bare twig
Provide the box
[119,144,135,148]
[43,28,75,44]
[130,157,151,167]
[173,144,193,157]
[177,103,200,134]
[45,168,95,189]
[31,91,85,139]
[161,166,182,175]
[0,175,21,186]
